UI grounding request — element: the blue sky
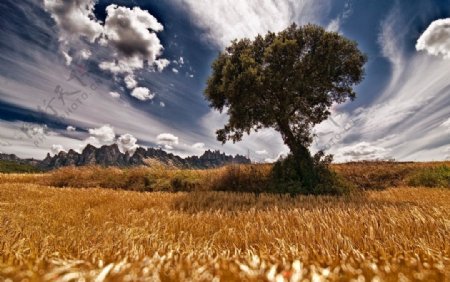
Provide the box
[0,0,450,162]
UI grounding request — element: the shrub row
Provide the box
[36,161,450,194]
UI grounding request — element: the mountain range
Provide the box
[0,144,251,171]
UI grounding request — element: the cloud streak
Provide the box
[178,0,330,48]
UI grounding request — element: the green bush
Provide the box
[0,161,40,173]
[407,165,450,188]
[271,153,354,196]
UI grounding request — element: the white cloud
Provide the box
[255,150,268,155]
[378,6,405,85]
[154,59,170,72]
[66,125,76,132]
[326,18,341,32]
[164,144,174,150]
[43,0,103,66]
[124,74,138,89]
[264,152,287,163]
[44,1,168,96]
[178,0,330,48]
[99,57,144,75]
[160,101,165,107]
[416,18,450,59]
[309,7,450,162]
[192,142,205,150]
[444,147,450,160]
[43,0,103,43]
[157,133,179,145]
[62,51,73,66]
[336,142,389,162]
[88,124,115,144]
[131,87,155,101]
[179,57,184,65]
[80,49,92,60]
[172,68,179,74]
[101,5,166,74]
[109,91,121,98]
[326,1,352,33]
[441,117,450,128]
[51,144,65,155]
[117,133,139,154]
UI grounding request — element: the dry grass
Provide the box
[26,161,450,193]
[0,179,449,281]
[333,161,450,190]
[36,164,273,193]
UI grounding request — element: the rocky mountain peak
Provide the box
[34,144,251,170]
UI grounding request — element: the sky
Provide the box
[0,0,450,162]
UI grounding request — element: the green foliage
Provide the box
[0,160,40,173]
[271,153,354,195]
[205,23,366,195]
[407,165,450,188]
[205,23,366,148]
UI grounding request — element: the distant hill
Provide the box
[0,154,41,173]
[0,144,251,172]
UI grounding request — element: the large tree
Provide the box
[205,24,366,190]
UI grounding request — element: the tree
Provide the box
[205,24,367,192]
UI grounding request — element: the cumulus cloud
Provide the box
[160,101,165,107]
[88,124,115,144]
[154,59,170,72]
[109,91,120,98]
[79,49,92,60]
[124,74,138,89]
[44,1,169,97]
[117,133,139,154]
[51,144,65,155]
[43,0,103,65]
[100,5,166,74]
[179,0,330,48]
[172,68,179,74]
[157,133,179,145]
[416,18,450,58]
[255,150,268,155]
[43,0,103,43]
[66,125,76,132]
[99,57,144,74]
[337,142,389,162]
[131,87,154,101]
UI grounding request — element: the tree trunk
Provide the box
[277,120,317,192]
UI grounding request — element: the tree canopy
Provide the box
[205,23,367,191]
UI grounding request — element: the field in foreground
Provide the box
[0,179,449,281]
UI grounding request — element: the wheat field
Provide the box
[0,174,449,281]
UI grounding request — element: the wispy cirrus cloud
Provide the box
[177,0,331,48]
[312,6,450,162]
